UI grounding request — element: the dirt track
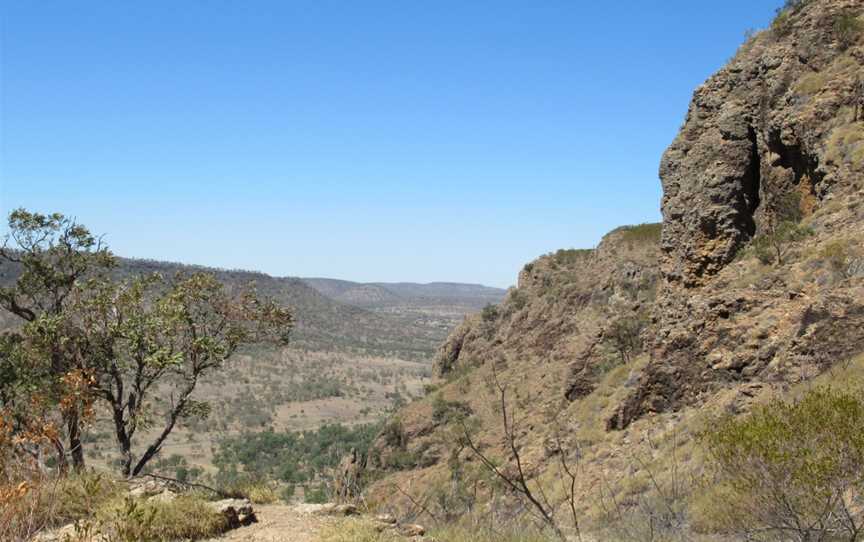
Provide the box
[205,504,334,542]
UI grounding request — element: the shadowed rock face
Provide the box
[659,0,860,287]
[611,0,864,429]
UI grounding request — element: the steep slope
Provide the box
[367,0,864,534]
[611,0,864,428]
[366,226,665,522]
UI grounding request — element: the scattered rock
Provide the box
[399,523,426,536]
[375,513,397,524]
[209,498,257,527]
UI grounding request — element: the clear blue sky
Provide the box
[1,1,780,288]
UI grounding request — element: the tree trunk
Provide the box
[52,437,69,476]
[66,410,86,472]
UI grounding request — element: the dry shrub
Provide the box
[0,470,122,542]
[699,387,864,541]
[93,496,229,542]
[826,123,864,166]
[317,519,404,542]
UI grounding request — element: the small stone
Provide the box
[375,513,397,524]
[399,523,426,536]
[209,498,256,527]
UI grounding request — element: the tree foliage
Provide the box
[70,272,293,476]
[0,209,115,472]
[750,192,812,266]
[0,209,294,478]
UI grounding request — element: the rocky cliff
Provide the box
[368,0,864,532]
[611,0,864,429]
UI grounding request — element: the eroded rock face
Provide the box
[611,0,864,429]
[370,226,661,472]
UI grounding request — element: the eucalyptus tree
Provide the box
[71,272,293,477]
[0,209,115,472]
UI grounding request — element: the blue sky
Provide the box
[0,1,780,288]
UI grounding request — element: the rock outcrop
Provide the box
[368,0,864,529]
[611,0,864,428]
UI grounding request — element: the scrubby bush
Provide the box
[0,471,123,542]
[604,313,649,365]
[431,395,472,425]
[699,387,864,541]
[820,239,862,280]
[772,0,811,38]
[480,304,499,323]
[552,248,593,266]
[507,289,528,311]
[304,484,329,504]
[99,496,229,541]
[749,192,812,265]
[615,223,662,245]
[834,11,863,50]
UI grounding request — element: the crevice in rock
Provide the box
[767,130,824,210]
[739,126,763,239]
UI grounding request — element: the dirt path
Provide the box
[207,504,334,542]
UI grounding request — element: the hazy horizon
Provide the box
[1,1,781,288]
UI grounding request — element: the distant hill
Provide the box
[301,277,505,309]
[0,256,505,361]
[115,259,458,360]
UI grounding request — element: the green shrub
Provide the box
[380,419,407,450]
[699,387,864,541]
[99,496,228,542]
[507,289,528,311]
[304,484,328,504]
[552,248,593,265]
[772,0,811,38]
[749,221,812,265]
[834,11,863,50]
[603,313,649,365]
[480,304,499,323]
[748,192,812,265]
[614,223,662,245]
[431,395,472,425]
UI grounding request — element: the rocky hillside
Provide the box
[612,0,864,429]
[367,0,864,534]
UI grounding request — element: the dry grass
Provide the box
[431,524,555,542]
[316,518,555,542]
[93,495,229,542]
[794,71,828,95]
[0,467,229,542]
[217,480,281,504]
[826,123,864,167]
[316,519,404,542]
[0,471,123,542]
